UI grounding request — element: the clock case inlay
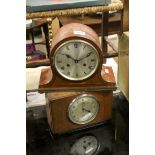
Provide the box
[46,91,113,134]
[39,23,116,90]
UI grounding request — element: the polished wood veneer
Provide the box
[46,23,107,88]
[39,65,116,91]
[46,91,113,134]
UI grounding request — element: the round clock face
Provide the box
[53,40,99,81]
[68,94,99,124]
[70,135,99,155]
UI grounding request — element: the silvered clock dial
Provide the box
[70,135,99,155]
[54,40,99,81]
[68,94,99,124]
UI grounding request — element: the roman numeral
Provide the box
[67,72,70,75]
[66,46,70,50]
[89,66,93,69]
[57,60,62,63]
[91,59,95,62]
[74,43,78,48]
[83,45,86,49]
[61,66,65,70]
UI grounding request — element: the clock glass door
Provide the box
[68,94,99,124]
[54,40,99,81]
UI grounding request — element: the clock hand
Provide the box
[60,53,76,61]
[82,102,84,110]
[83,145,87,150]
[78,52,93,61]
[82,108,91,113]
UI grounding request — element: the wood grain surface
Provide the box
[46,91,113,134]
[39,65,116,91]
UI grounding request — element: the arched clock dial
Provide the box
[70,135,99,155]
[54,40,99,81]
[68,94,99,124]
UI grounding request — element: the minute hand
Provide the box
[78,52,93,61]
[60,53,76,61]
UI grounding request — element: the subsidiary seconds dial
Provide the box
[54,40,99,81]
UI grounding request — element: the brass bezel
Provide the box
[68,94,99,125]
[53,39,100,81]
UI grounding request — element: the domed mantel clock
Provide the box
[39,23,116,91]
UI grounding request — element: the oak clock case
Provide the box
[46,91,113,134]
[39,22,115,89]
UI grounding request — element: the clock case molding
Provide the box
[39,65,116,92]
[39,23,116,91]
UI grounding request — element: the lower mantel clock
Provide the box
[46,91,113,134]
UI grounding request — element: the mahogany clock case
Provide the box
[50,22,103,71]
[46,91,113,134]
[40,23,110,88]
[39,65,116,91]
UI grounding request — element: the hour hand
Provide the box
[60,53,75,61]
[82,108,91,113]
